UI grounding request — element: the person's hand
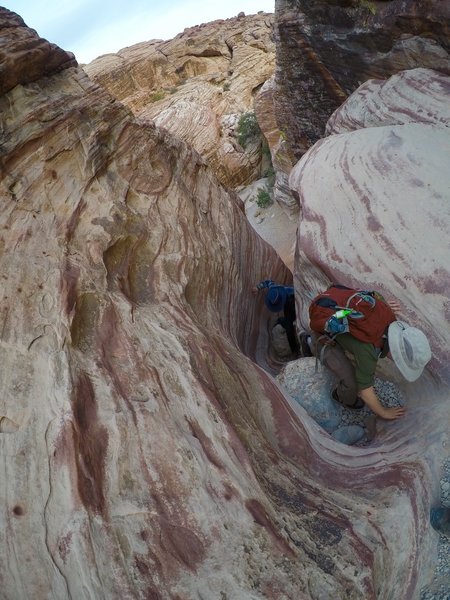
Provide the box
[380,406,406,420]
[387,299,401,315]
[251,286,259,295]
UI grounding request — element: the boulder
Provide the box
[290,70,450,384]
[277,358,404,445]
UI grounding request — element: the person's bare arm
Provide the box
[359,386,406,420]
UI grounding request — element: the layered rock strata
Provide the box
[291,67,450,386]
[84,12,275,188]
[289,65,450,594]
[327,68,450,135]
[1,7,448,599]
[274,0,450,161]
[0,8,77,95]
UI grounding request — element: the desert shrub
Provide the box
[261,140,271,159]
[263,165,276,188]
[361,0,377,15]
[261,141,275,186]
[236,111,261,147]
[222,82,230,91]
[150,90,166,102]
[256,187,272,209]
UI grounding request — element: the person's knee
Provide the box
[341,379,358,399]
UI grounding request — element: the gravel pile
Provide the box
[340,378,405,425]
[421,457,450,600]
[276,357,406,446]
[334,378,405,446]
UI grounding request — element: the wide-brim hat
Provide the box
[388,321,431,382]
[265,286,288,313]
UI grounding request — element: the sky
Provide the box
[7,0,275,64]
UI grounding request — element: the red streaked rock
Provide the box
[0,8,446,600]
[0,7,77,95]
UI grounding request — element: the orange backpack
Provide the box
[309,284,396,348]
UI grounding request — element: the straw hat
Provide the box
[388,321,431,381]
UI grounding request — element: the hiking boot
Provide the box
[299,332,313,357]
[331,387,365,410]
[430,507,450,536]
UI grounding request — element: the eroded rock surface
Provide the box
[327,68,450,135]
[1,7,449,600]
[84,12,275,188]
[291,68,450,386]
[274,0,450,160]
[0,8,77,95]
[289,65,450,595]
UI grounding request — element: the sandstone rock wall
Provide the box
[1,7,448,599]
[290,68,450,388]
[0,8,77,95]
[289,67,450,595]
[326,68,450,135]
[84,13,275,189]
[274,0,450,161]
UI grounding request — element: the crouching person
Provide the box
[309,284,431,420]
[252,279,300,357]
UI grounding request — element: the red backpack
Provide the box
[309,284,396,348]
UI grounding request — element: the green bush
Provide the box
[222,82,230,91]
[256,187,272,209]
[263,164,276,187]
[150,90,166,102]
[236,111,261,147]
[261,140,271,159]
[261,140,275,187]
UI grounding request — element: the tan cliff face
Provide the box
[84,12,275,189]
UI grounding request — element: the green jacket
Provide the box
[336,333,387,390]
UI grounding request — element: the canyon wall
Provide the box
[84,12,275,189]
[287,47,450,600]
[274,0,450,160]
[1,5,449,600]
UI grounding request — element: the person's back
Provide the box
[252,279,300,356]
[308,284,431,421]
